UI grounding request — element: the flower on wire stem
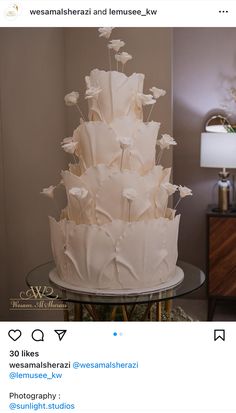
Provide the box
[122,187,137,221]
[98,27,114,39]
[156,134,177,150]
[61,136,73,145]
[69,187,88,200]
[117,137,134,171]
[150,87,166,99]
[61,141,77,154]
[174,185,192,210]
[137,93,156,106]
[122,187,137,201]
[64,91,85,120]
[40,185,56,199]
[117,136,134,150]
[115,52,132,71]
[85,86,102,100]
[64,91,79,106]
[179,185,193,198]
[161,182,178,196]
[108,39,125,52]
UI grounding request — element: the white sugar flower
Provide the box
[61,136,73,145]
[69,187,88,200]
[85,86,102,100]
[157,134,177,150]
[179,185,193,198]
[117,136,134,150]
[115,52,132,65]
[108,39,125,52]
[161,183,178,196]
[61,142,77,154]
[40,185,56,199]
[150,87,166,99]
[98,27,114,39]
[64,91,79,106]
[137,93,156,106]
[122,188,138,201]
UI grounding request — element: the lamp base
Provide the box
[218,171,230,212]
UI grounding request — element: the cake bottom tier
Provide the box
[49,216,180,292]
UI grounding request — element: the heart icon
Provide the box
[8,329,22,341]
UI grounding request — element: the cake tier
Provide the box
[49,216,180,291]
[86,70,144,123]
[73,117,160,175]
[61,165,171,225]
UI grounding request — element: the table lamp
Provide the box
[200,132,236,211]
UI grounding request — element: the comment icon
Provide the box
[31,329,44,342]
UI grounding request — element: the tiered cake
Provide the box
[42,29,191,293]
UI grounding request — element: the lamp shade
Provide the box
[200,132,236,168]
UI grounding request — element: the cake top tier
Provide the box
[86,69,145,123]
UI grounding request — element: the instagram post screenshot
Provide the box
[0,1,236,412]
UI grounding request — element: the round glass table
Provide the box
[26,261,205,321]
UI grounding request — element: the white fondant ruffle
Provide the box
[86,70,144,123]
[49,216,180,291]
[61,165,170,225]
[73,116,160,175]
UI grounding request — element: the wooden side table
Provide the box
[207,205,236,320]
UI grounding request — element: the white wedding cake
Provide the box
[42,29,192,293]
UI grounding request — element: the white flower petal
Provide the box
[150,87,166,99]
[115,51,132,65]
[98,27,114,39]
[108,39,125,52]
[40,185,56,199]
[179,185,193,198]
[161,183,178,196]
[61,136,73,145]
[61,142,77,154]
[117,136,134,150]
[157,134,177,150]
[64,91,79,106]
[85,86,102,100]
[137,93,156,106]
[69,187,88,200]
[122,187,138,201]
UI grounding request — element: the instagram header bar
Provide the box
[1,0,236,27]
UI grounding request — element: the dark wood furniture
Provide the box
[207,205,236,320]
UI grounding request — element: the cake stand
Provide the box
[49,265,184,295]
[26,261,205,321]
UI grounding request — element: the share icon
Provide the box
[54,330,67,341]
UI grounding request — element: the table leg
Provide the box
[111,306,117,321]
[63,306,69,321]
[142,302,153,320]
[127,304,136,320]
[156,302,162,321]
[122,305,128,321]
[165,300,172,321]
[74,303,83,321]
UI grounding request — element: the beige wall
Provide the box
[0,29,66,320]
[173,28,236,296]
[0,28,172,320]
